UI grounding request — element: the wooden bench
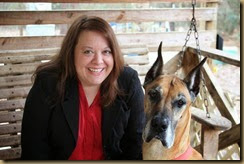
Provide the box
[0,0,239,160]
[0,45,151,160]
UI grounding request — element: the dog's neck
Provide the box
[161,106,192,160]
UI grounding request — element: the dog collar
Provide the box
[173,145,193,160]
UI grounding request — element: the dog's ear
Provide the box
[143,42,164,88]
[183,57,207,101]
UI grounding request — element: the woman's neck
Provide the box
[82,85,100,107]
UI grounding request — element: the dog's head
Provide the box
[142,42,207,148]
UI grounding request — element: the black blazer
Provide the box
[21,66,145,160]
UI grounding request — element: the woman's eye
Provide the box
[83,50,93,55]
[103,50,112,55]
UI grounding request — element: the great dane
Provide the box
[142,42,206,160]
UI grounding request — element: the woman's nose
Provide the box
[92,52,103,64]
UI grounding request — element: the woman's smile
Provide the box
[74,30,114,88]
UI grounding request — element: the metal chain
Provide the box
[178,0,210,118]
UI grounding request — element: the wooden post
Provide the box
[201,124,219,160]
[205,2,218,31]
[205,2,218,70]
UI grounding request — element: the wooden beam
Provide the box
[194,124,240,153]
[0,0,221,3]
[205,2,218,31]
[188,46,240,67]
[202,63,239,125]
[191,106,231,131]
[0,31,216,50]
[218,124,240,150]
[201,125,219,160]
[0,8,216,25]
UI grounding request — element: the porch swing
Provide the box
[162,0,232,160]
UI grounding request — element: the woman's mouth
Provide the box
[88,68,104,73]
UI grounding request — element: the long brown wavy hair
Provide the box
[34,16,124,107]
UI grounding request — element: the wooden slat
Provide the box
[202,64,239,125]
[191,106,231,131]
[0,31,216,50]
[0,48,148,63]
[0,74,32,88]
[163,51,181,74]
[0,46,147,57]
[0,135,21,147]
[0,36,63,51]
[0,111,23,123]
[0,8,216,25]
[0,147,21,160]
[120,44,147,49]
[124,55,149,65]
[148,45,184,52]
[130,65,150,75]
[0,47,59,57]
[0,98,26,111]
[0,54,52,64]
[122,47,149,56]
[0,0,221,3]
[188,46,240,67]
[117,31,216,48]
[0,86,31,99]
[0,62,41,76]
[0,122,21,135]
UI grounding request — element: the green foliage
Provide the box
[217,0,240,35]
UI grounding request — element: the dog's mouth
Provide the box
[145,133,173,149]
[143,125,175,149]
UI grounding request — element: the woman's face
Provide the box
[74,30,114,88]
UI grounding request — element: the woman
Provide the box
[21,16,145,160]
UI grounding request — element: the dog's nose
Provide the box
[151,115,169,132]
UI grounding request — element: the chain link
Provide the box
[177,0,210,118]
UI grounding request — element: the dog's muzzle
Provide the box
[143,114,175,149]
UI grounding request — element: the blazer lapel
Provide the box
[61,78,79,142]
[102,97,123,146]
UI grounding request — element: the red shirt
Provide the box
[69,82,104,160]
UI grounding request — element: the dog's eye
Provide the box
[148,90,157,98]
[148,90,160,101]
[177,99,186,108]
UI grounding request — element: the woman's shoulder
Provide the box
[119,66,138,80]
[118,66,140,90]
[34,68,59,91]
[36,68,59,81]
